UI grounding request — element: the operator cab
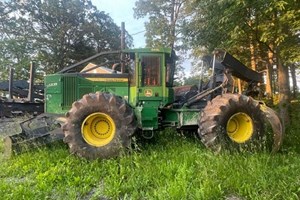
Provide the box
[124,48,176,130]
[125,48,175,106]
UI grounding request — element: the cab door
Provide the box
[139,53,164,97]
[136,53,165,130]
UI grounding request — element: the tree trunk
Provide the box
[237,78,242,94]
[265,49,274,103]
[290,64,298,99]
[276,52,290,128]
[249,34,256,71]
[170,0,176,49]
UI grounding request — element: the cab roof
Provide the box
[123,47,172,55]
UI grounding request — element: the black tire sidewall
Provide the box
[199,94,264,151]
[65,93,135,159]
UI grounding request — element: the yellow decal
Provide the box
[86,78,128,82]
[144,89,153,97]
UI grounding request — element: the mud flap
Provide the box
[260,103,283,152]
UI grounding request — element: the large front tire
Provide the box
[62,92,136,159]
[198,93,264,152]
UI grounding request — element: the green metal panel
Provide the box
[45,74,61,94]
[45,74,63,113]
[161,109,179,127]
[106,85,128,98]
[177,109,199,127]
[135,100,161,130]
[45,73,129,114]
[78,86,94,98]
[123,47,172,55]
[141,107,158,129]
[94,85,107,93]
[161,108,200,128]
[62,76,78,110]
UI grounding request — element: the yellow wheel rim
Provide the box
[81,112,115,147]
[226,112,253,143]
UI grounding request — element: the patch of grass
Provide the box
[96,130,300,199]
[283,100,300,153]
[0,139,4,161]
[0,101,300,199]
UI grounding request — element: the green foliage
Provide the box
[283,100,300,152]
[0,5,34,80]
[134,0,188,85]
[0,0,132,79]
[0,139,4,161]
[183,75,201,86]
[1,100,300,199]
[183,0,299,124]
[184,0,300,67]
[134,0,185,49]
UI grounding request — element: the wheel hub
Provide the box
[81,112,115,147]
[226,112,253,143]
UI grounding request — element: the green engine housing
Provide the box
[45,73,129,113]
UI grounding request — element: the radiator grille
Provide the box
[62,76,77,109]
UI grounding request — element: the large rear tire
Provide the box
[63,92,136,159]
[198,93,264,152]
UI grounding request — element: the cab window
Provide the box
[141,56,161,86]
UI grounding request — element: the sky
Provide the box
[91,0,192,77]
[91,0,146,48]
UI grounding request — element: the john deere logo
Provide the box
[144,89,153,97]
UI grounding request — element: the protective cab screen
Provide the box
[141,56,161,86]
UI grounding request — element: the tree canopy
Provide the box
[0,0,132,79]
[134,0,299,124]
[134,0,188,85]
[183,0,299,124]
[0,0,299,124]
[134,0,186,49]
